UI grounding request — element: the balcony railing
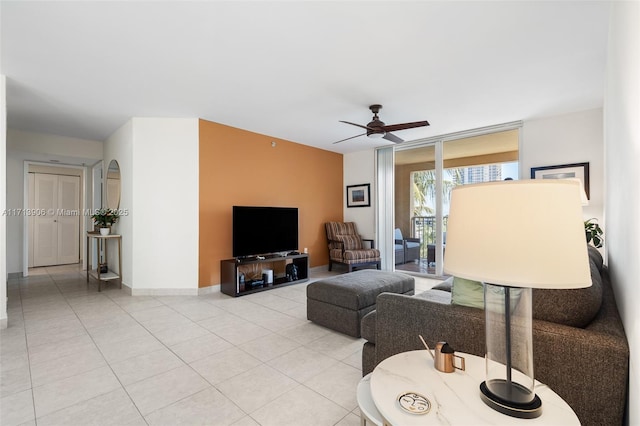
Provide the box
[411,216,448,258]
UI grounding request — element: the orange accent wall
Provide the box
[199,119,343,288]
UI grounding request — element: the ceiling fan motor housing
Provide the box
[366,119,386,138]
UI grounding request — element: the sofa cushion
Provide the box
[587,244,604,272]
[532,252,602,328]
[431,276,453,292]
[406,241,420,249]
[445,246,601,328]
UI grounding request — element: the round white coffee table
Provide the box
[367,350,579,425]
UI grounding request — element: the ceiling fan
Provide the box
[333,104,430,144]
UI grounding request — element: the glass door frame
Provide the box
[378,121,522,277]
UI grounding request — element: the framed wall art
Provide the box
[530,162,590,200]
[346,183,371,208]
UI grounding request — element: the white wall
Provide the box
[343,149,376,239]
[604,2,639,423]
[5,154,23,273]
[1,75,7,329]
[521,108,604,227]
[103,120,134,287]
[344,110,605,245]
[103,118,199,294]
[7,129,103,160]
[5,129,103,273]
[130,118,199,293]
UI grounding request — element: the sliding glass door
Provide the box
[388,124,520,277]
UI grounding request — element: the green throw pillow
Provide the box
[451,277,523,312]
[451,277,485,309]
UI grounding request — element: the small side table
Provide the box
[86,232,122,292]
[367,350,579,425]
[357,373,383,426]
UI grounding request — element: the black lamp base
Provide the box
[480,381,542,419]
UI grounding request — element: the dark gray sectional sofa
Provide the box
[361,246,629,425]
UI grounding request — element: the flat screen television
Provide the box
[232,206,299,258]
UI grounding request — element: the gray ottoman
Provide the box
[307,270,415,337]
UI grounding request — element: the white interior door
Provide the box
[57,175,80,264]
[33,173,80,267]
[34,174,58,267]
[28,173,35,268]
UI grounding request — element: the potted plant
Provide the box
[584,218,604,248]
[92,208,120,235]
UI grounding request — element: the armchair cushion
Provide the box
[335,234,363,250]
[344,248,380,262]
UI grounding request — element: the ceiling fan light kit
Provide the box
[334,104,430,144]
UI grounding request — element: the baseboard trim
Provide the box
[129,287,199,296]
[198,284,220,295]
[119,282,133,295]
[119,267,332,297]
[310,265,330,273]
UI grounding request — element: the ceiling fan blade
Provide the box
[332,132,367,144]
[383,132,404,144]
[382,120,430,132]
[339,120,374,131]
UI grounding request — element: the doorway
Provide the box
[27,164,84,268]
[389,124,521,277]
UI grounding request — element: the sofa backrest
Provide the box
[532,245,603,328]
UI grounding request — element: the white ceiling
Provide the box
[1,1,610,154]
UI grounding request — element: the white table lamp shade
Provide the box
[444,180,591,289]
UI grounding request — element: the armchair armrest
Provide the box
[327,238,344,247]
[395,238,419,247]
[362,238,375,249]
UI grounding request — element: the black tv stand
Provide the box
[220,253,309,297]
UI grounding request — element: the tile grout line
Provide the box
[13,265,360,426]
[105,287,338,423]
[103,294,254,422]
[53,270,151,425]
[15,272,38,426]
[19,268,141,424]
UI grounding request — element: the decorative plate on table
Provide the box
[398,392,431,415]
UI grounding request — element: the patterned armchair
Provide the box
[325,222,381,272]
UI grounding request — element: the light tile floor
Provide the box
[1,264,440,426]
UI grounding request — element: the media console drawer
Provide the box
[220,254,309,297]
